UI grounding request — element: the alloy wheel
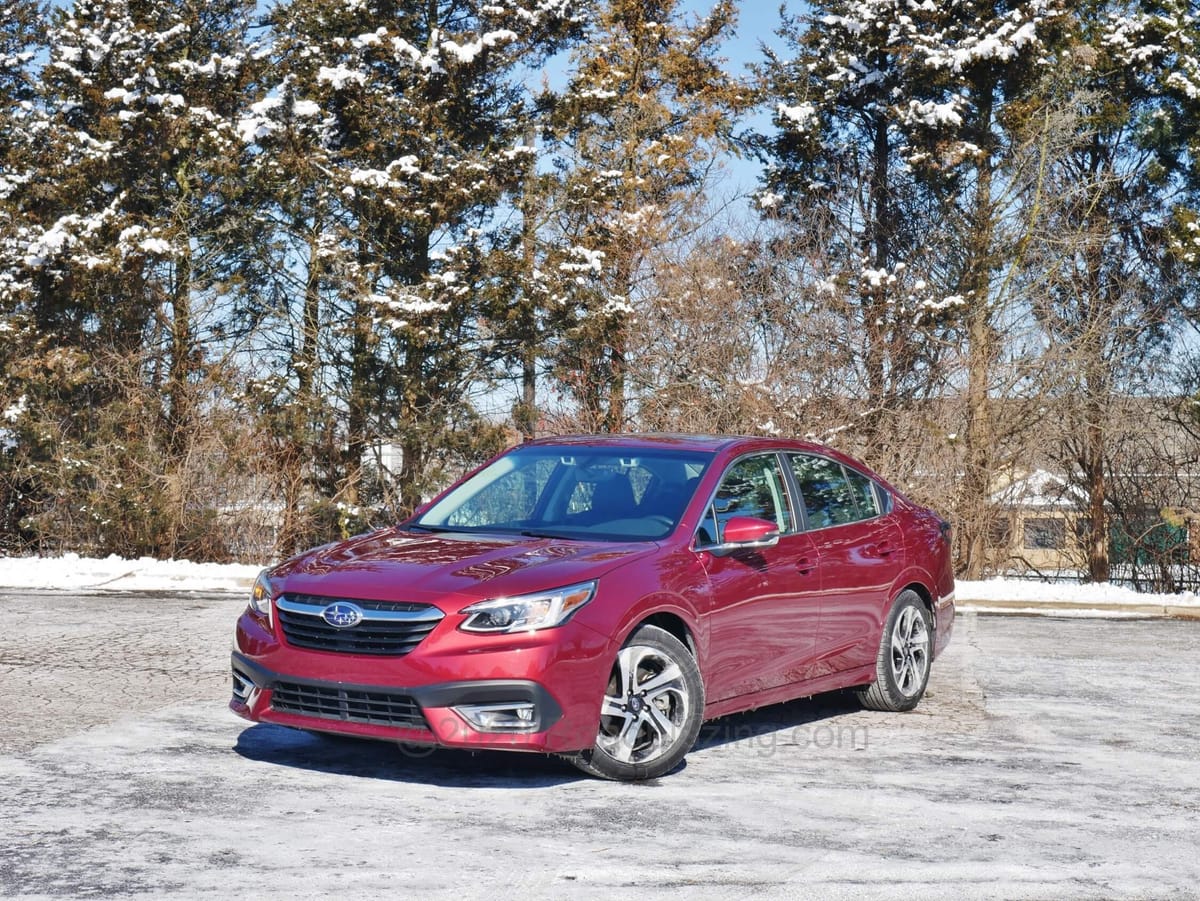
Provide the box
[595,644,691,765]
[890,604,930,697]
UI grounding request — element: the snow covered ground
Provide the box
[0,553,261,594]
[0,553,1197,615]
[956,576,1200,615]
[3,610,1199,898]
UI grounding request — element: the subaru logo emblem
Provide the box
[321,602,364,629]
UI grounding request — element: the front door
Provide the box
[698,454,823,702]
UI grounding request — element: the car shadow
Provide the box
[233,723,584,788]
[233,693,864,786]
[692,692,865,753]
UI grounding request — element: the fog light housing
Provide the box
[231,669,258,706]
[454,702,540,733]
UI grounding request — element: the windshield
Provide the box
[411,445,713,542]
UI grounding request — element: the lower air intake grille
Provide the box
[271,681,429,730]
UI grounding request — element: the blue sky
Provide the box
[685,0,793,75]
[679,1,799,203]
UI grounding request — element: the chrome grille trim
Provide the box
[275,594,444,656]
[276,596,444,623]
[231,669,254,704]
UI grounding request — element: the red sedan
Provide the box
[231,434,955,780]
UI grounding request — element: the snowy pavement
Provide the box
[1,591,1198,899]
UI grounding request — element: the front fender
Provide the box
[576,547,712,675]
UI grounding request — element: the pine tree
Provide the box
[543,0,749,431]
[241,0,579,522]
[3,0,257,555]
[0,0,47,548]
[906,1,1067,578]
[757,1,947,413]
[1031,0,1200,582]
[760,1,1070,577]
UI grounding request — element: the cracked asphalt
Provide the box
[1,589,1198,899]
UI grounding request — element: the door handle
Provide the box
[875,542,895,557]
[795,557,816,575]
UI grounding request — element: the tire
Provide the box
[566,624,704,781]
[855,590,933,712]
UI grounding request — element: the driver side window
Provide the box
[697,455,792,546]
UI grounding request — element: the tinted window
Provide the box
[416,446,711,541]
[844,467,880,519]
[700,455,792,545]
[788,454,860,529]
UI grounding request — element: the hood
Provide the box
[271,527,656,607]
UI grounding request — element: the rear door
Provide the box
[785,454,905,677]
[698,453,823,702]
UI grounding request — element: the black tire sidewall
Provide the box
[876,591,933,711]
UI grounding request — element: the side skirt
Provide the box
[702,663,877,722]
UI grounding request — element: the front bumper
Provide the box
[229,609,612,752]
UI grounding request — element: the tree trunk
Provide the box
[394,230,433,516]
[962,300,996,580]
[959,83,997,581]
[864,110,891,410]
[278,231,323,555]
[606,322,626,433]
[516,142,539,441]
[167,246,193,454]
[1083,413,1109,583]
[344,242,372,517]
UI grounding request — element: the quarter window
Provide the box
[844,467,880,519]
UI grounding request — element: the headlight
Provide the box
[249,570,274,623]
[459,581,597,634]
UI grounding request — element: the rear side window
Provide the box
[788,454,880,529]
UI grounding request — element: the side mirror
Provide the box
[709,516,780,556]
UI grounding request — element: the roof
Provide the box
[990,469,1088,509]
[523,432,836,456]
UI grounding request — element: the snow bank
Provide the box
[0,554,262,593]
[957,578,1200,608]
[0,557,1197,613]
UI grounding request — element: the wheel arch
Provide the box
[888,565,937,616]
[899,580,934,614]
[636,611,697,658]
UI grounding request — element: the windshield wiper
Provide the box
[519,529,577,541]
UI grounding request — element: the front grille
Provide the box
[271,680,429,730]
[276,594,444,656]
